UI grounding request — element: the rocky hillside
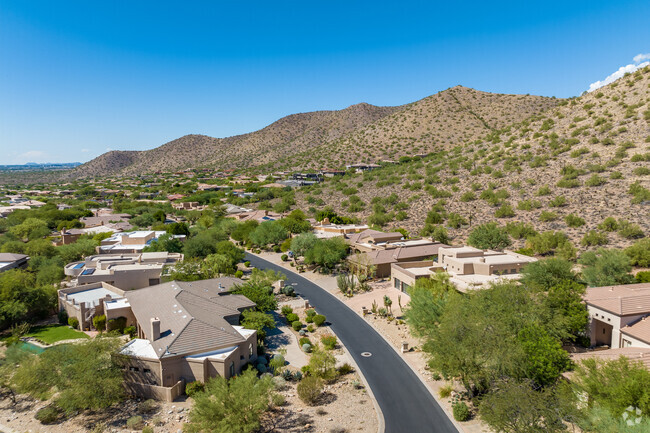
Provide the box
[294,66,650,251]
[260,86,559,172]
[70,103,399,177]
[71,87,557,177]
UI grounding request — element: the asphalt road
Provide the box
[246,253,459,433]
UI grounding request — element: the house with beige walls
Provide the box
[64,252,182,290]
[585,283,650,348]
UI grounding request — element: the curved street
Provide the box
[246,253,459,433]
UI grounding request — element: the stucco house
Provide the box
[58,277,257,401]
[585,282,650,349]
[121,279,257,401]
[0,253,29,273]
[64,252,183,290]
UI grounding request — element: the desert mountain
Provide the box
[72,87,558,177]
[72,103,399,177]
[294,66,650,250]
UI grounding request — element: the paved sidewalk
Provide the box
[265,312,309,368]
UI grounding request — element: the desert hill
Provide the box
[71,87,557,177]
[293,66,650,251]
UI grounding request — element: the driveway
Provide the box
[246,253,459,433]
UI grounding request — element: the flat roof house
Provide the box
[391,246,537,292]
[585,283,650,349]
[0,253,29,273]
[64,252,183,290]
[98,231,186,254]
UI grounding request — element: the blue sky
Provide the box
[1,1,649,164]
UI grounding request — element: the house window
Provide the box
[511,269,516,274]
[249,343,253,357]
[129,366,140,372]
[143,368,151,374]
[622,339,632,347]
[229,362,235,378]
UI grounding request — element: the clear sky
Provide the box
[1,1,649,164]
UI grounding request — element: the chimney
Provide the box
[150,317,161,341]
[265,210,269,216]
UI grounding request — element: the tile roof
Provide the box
[570,347,650,371]
[621,316,650,344]
[585,283,650,316]
[125,278,255,359]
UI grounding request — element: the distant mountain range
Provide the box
[0,162,81,171]
[69,86,559,178]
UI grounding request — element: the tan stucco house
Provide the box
[585,282,650,349]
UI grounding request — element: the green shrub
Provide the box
[58,309,68,325]
[68,317,79,329]
[637,271,650,283]
[107,316,127,333]
[244,261,251,267]
[564,214,585,227]
[539,211,558,222]
[281,254,288,262]
[299,337,312,346]
[337,363,353,375]
[617,220,644,239]
[307,324,314,332]
[92,314,106,332]
[598,217,619,232]
[297,376,323,405]
[321,335,337,350]
[302,343,312,352]
[626,238,650,267]
[185,381,205,397]
[585,174,607,187]
[439,385,453,398]
[452,402,471,421]
[286,313,299,323]
[123,325,136,338]
[313,315,326,326]
[281,305,293,316]
[234,270,244,278]
[581,230,609,247]
[137,399,158,414]
[292,321,303,331]
[305,315,314,323]
[126,415,144,429]
[306,308,316,317]
[549,196,567,207]
[142,427,154,433]
[35,405,61,424]
[536,185,551,196]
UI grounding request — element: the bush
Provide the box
[35,405,61,424]
[68,317,79,329]
[107,316,127,333]
[185,381,205,397]
[337,363,354,375]
[244,261,251,267]
[92,314,106,332]
[299,337,312,346]
[58,309,68,325]
[281,254,288,262]
[123,325,136,338]
[305,315,314,323]
[581,230,608,247]
[292,321,303,331]
[143,427,154,433]
[321,335,337,350]
[307,324,314,332]
[306,309,316,317]
[636,271,650,283]
[439,385,453,398]
[313,315,326,326]
[137,399,158,414]
[302,343,313,353]
[286,313,299,323]
[626,238,650,267]
[234,270,244,278]
[452,402,471,421]
[468,222,511,250]
[297,376,323,405]
[564,214,585,227]
[126,415,144,429]
[281,305,293,316]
